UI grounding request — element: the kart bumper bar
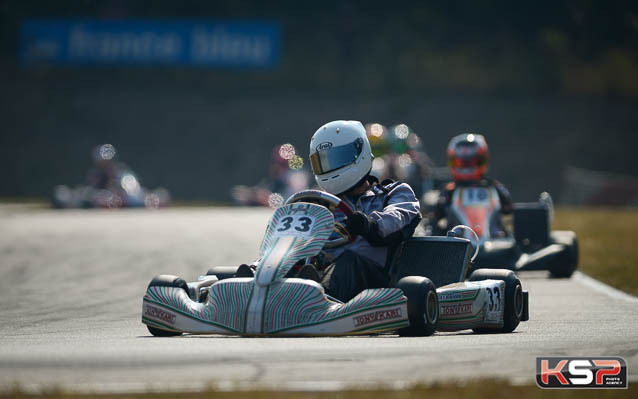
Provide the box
[521,290,529,322]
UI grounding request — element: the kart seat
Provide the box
[389,236,473,288]
[513,202,550,250]
[474,238,519,269]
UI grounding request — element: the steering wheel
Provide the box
[284,190,356,248]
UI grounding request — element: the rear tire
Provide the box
[548,231,578,278]
[397,276,439,336]
[468,269,523,333]
[145,275,188,337]
[206,266,240,280]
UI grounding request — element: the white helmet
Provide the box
[309,120,373,195]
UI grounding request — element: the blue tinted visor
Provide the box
[310,138,364,175]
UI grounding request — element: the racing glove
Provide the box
[345,211,379,241]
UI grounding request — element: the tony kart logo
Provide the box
[316,142,332,151]
[144,304,176,325]
[536,357,627,389]
[440,302,472,316]
[353,308,402,327]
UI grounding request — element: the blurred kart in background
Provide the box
[429,189,578,278]
[52,179,171,209]
[231,126,435,209]
[52,144,171,209]
[142,190,528,337]
[366,123,436,200]
[231,143,311,207]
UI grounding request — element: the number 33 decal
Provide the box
[486,286,501,312]
[277,216,313,233]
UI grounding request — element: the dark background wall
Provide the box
[1,0,637,202]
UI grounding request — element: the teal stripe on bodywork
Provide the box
[241,285,255,333]
[260,285,270,334]
[142,316,179,332]
[254,236,280,282]
[143,298,239,333]
[269,300,407,334]
[271,236,299,283]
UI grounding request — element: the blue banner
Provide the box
[20,19,281,67]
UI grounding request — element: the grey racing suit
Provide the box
[321,178,421,301]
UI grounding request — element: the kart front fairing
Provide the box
[448,185,505,242]
[142,202,409,336]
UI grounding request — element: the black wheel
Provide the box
[206,266,240,280]
[548,231,578,278]
[147,274,189,290]
[147,325,181,337]
[468,269,524,333]
[396,276,439,337]
[145,275,188,337]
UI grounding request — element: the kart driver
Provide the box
[307,120,422,302]
[432,133,513,236]
[85,144,127,191]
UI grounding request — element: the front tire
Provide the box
[468,269,524,333]
[145,275,188,337]
[548,231,578,278]
[147,325,181,337]
[397,276,439,337]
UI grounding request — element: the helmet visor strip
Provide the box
[310,138,363,175]
[448,153,487,168]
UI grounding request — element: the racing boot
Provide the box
[298,264,321,283]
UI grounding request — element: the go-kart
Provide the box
[53,171,170,209]
[432,187,578,278]
[142,190,529,336]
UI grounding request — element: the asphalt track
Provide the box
[1,205,637,392]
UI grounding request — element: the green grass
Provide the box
[554,207,638,296]
[1,380,634,399]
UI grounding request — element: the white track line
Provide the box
[7,380,414,394]
[572,271,638,303]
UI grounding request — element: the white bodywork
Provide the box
[437,279,506,330]
[450,186,501,242]
[142,201,519,336]
[142,203,410,336]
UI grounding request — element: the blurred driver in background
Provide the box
[85,144,126,190]
[366,123,435,200]
[231,144,310,207]
[433,133,513,236]
[307,120,422,302]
